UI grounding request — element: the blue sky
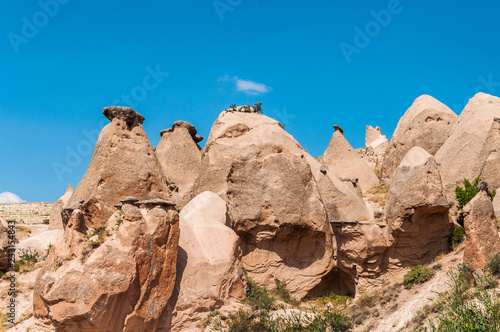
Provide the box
[1,0,499,202]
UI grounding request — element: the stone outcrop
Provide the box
[167,191,244,332]
[34,198,180,332]
[49,184,73,230]
[322,126,379,193]
[364,125,389,172]
[463,182,500,270]
[156,121,202,206]
[385,146,452,267]
[435,93,500,201]
[68,106,169,228]
[0,218,9,271]
[16,230,63,259]
[381,95,457,183]
[478,117,500,191]
[192,109,369,298]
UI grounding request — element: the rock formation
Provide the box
[49,184,73,230]
[478,117,500,191]
[322,126,379,193]
[156,121,202,206]
[0,218,9,271]
[435,93,500,201]
[34,198,180,331]
[192,109,365,297]
[381,95,457,183]
[463,182,500,270]
[166,191,245,332]
[364,125,389,172]
[68,106,169,228]
[385,146,452,267]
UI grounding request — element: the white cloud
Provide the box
[0,192,26,203]
[218,75,272,95]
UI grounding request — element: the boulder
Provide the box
[156,121,202,206]
[321,126,379,193]
[192,109,345,298]
[435,93,500,201]
[49,184,73,230]
[463,182,500,270]
[166,191,245,332]
[364,125,389,172]
[68,106,169,228]
[16,229,63,259]
[385,147,452,267]
[382,95,457,183]
[34,200,180,331]
[478,118,500,191]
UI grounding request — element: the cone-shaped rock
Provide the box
[68,107,169,228]
[322,127,379,193]
[48,184,73,230]
[435,93,500,201]
[463,182,500,270]
[156,121,202,206]
[386,146,452,266]
[381,95,457,183]
[192,108,366,298]
[364,125,389,172]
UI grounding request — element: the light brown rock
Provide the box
[68,106,169,228]
[463,183,500,270]
[382,95,457,183]
[156,121,202,207]
[34,202,180,332]
[436,93,500,201]
[0,218,9,271]
[167,191,244,332]
[386,146,452,267]
[478,118,500,191]
[49,184,73,230]
[364,125,389,172]
[322,128,379,193]
[192,109,340,298]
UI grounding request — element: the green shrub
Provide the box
[245,277,275,310]
[489,253,500,276]
[253,102,263,114]
[455,177,496,210]
[279,123,286,129]
[273,279,300,306]
[451,225,466,248]
[13,248,41,273]
[404,265,435,289]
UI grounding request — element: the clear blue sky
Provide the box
[1,0,499,202]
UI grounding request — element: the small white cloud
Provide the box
[218,75,272,95]
[0,192,26,203]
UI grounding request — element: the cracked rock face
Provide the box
[381,94,457,184]
[67,107,169,228]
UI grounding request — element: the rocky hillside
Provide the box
[2,93,500,331]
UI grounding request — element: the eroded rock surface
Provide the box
[364,125,389,172]
[49,184,73,230]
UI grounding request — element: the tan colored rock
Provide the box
[34,201,180,332]
[364,126,389,172]
[16,230,63,259]
[192,109,341,298]
[436,93,500,201]
[478,118,500,191]
[168,191,244,332]
[68,106,169,228]
[49,184,73,230]
[322,127,379,193]
[386,147,452,267]
[156,121,202,206]
[463,182,500,270]
[0,218,9,271]
[493,188,500,219]
[382,95,457,183]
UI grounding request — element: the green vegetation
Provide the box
[13,248,41,273]
[245,277,275,310]
[82,226,107,257]
[451,225,466,248]
[489,253,500,276]
[403,265,435,289]
[253,102,263,114]
[455,177,496,210]
[279,122,286,129]
[273,279,300,307]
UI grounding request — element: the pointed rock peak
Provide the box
[399,146,432,168]
[160,120,203,143]
[66,184,74,192]
[365,125,387,147]
[333,125,344,135]
[102,106,145,126]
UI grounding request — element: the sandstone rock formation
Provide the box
[364,125,389,172]
[435,93,500,201]
[49,184,73,230]
[322,126,379,193]
[478,117,500,191]
[34,198,180,331]
[463,182,500,270]
[167,191,244,332]
[381,95,457,183]
[68,107,169,228]
[192,109,365,297]
[385,146,452,267]
[0,218,9,271]
[156,121,202,206]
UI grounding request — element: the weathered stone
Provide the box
[102,106,145,127]
[382,95,457,183]
[49,184,73,230]
[364,125,389,172]
[120,196,139,204]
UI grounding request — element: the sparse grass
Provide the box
[13,248,41,273]
[364,184,389,206]
[272,279,300,307]
[0,309,13,332]
[489,253,500,276]
[404,265,435,289]
[245,277,275,310]
[15,225,31,235]
[16,311,33,325]
[82,227,107,258]
[373,211,383,219]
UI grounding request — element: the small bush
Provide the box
[253,102,263,114]
[245,277,275,310]
[489,253,500,276]
[455,177,496,210]
[273,279,299,306]
[373,211,383,219]
[279,123,286,129]
[404,265,435,289]
[14,248,41,273]
[451,225,466,248]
